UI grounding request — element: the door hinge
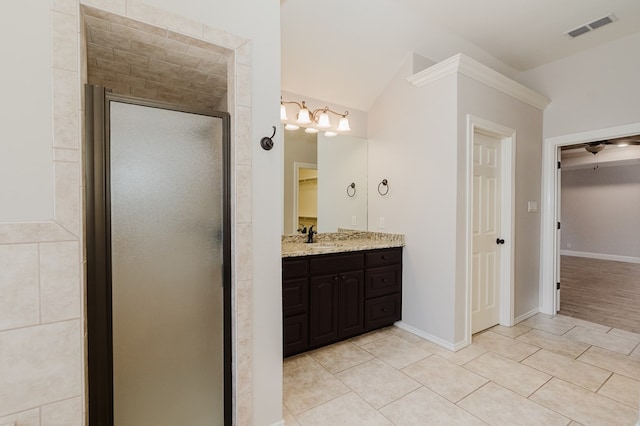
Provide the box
[557,222,561,230]
[557,282,561,290]
[557,161,561,169]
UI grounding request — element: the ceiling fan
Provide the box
[561,136,640,154]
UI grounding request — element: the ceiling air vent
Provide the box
[565,13,618,38]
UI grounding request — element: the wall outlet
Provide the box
[351,216,357,226]
[527,201,538,213]
[379,217,385,228]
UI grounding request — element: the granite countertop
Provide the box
[282,230,404,258]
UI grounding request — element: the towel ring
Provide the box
[346,182,356,197]
[378,179,389,196]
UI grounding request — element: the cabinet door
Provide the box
[309,274,339,348]
[283,277,308,317]
[283,314,308,357]
[338,271,364,339]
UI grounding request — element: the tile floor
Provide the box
[283,313,640,425]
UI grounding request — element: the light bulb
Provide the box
[337,116,351,132]
[296,108,312,125]
[324,131,337,137]
[285,124,300,130]
[317,112,331,128]
[305,127,319,134]
[280,104,288,122]
[617,143,629,147]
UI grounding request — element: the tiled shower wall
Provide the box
[0,0,253,424]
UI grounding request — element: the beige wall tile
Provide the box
[52,11,79,71]
[235,106,252,166]
[460,382,569,426]
[236,279,253,341]
[113,49,149,69]
[236,391,252,426]
[41,397,82,426]
[236,42,251,66]
[236,337,253,396]
[40,241,81,323]
[81,0,126,14]
[235,64,251,108]
[472,330,539,362]
[0,321,82,416]
[530,377,638,425]
[126,0,202,37]
[52,69,80,149]
[402,355,487,402]
[516,328,590,359]
[53,148,80,163]
[88,27,131,51]
[0,407,40,426]
[235,223,252,281]
[202,25,247,49]
[52,0,78,16]
[54,162,81,237]
[0,244,39,331]
[0,223,76,245]
[236,165,252,224]
[83,14,110,31]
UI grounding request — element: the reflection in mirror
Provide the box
[283,128,368,234]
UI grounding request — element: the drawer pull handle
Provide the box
[341,275,346,279]
[382,278,388,282]
[333,276,338,280]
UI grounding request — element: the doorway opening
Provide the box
[540,122,640,317]
[465,116,515,343]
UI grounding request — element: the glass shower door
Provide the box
[109,101,225,425]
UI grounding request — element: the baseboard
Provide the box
[514,308,539,324]
[560,250,640,264]
[394,321,467,352]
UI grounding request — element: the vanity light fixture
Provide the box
[281,97,351,136]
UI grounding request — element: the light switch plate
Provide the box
[527,201,538,213]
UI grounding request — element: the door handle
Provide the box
[496,238,505,245]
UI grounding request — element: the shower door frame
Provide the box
[85,85,232,425]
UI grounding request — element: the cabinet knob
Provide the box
[333,276,338,281]
[382,278,387,283]
[341,275,347,280]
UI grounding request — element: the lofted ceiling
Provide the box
[281,0,640,111]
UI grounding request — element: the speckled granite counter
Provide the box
[282,230,404,258]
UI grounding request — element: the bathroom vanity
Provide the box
[282,232,404,357]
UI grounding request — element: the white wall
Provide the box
[0,2,54,221]
[561,164,640,259]
[368,55,544,346]
[317,133,368,232]
[368,56,460,344]
[517,32,640,139]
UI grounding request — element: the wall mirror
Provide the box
[283,128,368,234]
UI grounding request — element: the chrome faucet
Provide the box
[307,225,315,243]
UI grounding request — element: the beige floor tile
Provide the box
[337,358,420,409]
[464,352,551,396]
[415,341,487,366]
[283,355,350,415]
[516,329,590,359]
[283,405,300,426]
[458,382,570,426]
[309,341,374,374]
[472,330,539,362]
[349,327,395,346]
[631,344,640,360]
[402,355,487,402]
[530,378,638,425]
[578,346,640,379]
[555,314,612,333]
[521,313,576,335]
[608,327,640,342]
[295,392,393,426]
[360,335,432,369]
[564,326,638,355]
[387,326,425,344]
[522,349,611,392]
[568,422,584,426]
[597,373,640,408]
[490,323,531,338]
[380,386,486,425]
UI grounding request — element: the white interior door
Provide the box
[472,132,502,333]
[555,149,562,312]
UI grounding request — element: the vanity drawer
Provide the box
[365,265,401,299]
[365,248,402,268]
[365,293,401,331]
[283,258,308,279]
[310,253,364,275]
[283,277,308,317]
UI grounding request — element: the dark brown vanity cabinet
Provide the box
[283,247,402,357]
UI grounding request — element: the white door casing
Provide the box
[539,122,640,315]
[472,132,502,333]
[465,115,515,345]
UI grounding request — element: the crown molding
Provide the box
[407,53,550,110]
